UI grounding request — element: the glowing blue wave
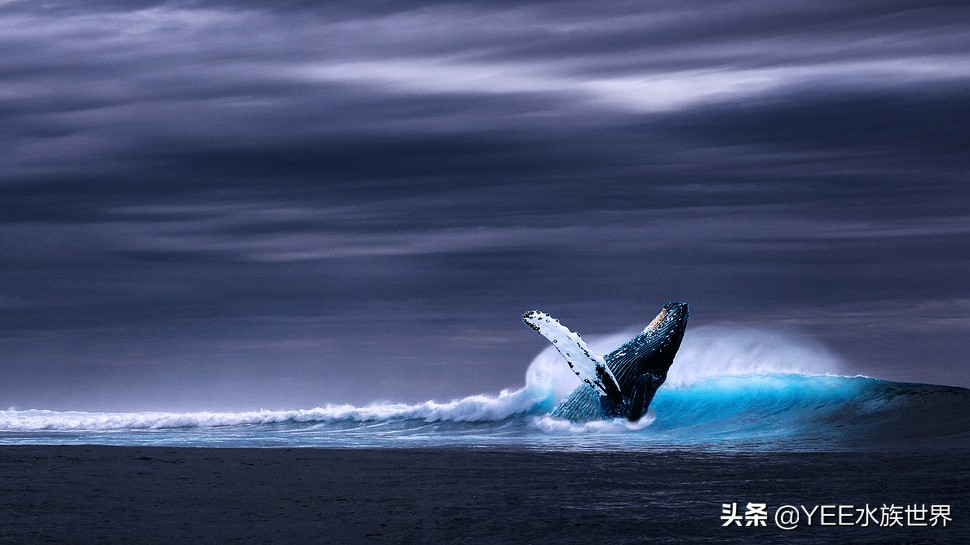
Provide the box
[2,374,968,450]
[2,327,967,450]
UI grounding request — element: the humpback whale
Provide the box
[523,302,689,422]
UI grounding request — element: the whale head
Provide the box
[642,301,690,363]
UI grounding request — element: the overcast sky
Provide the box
[2,0,968,410]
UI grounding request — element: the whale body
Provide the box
[523,302,689,422]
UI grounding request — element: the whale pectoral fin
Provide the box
[523,310,622,399]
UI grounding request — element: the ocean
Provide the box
[1,327,967,543]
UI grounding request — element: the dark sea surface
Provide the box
[0,446,966,544]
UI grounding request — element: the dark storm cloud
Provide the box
[1,0,968,409]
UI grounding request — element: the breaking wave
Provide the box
[2,327,968,450]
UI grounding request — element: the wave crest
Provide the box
[0,388,549,431]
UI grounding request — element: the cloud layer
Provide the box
[2,0,969,409]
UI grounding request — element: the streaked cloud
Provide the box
[1,0,968,408]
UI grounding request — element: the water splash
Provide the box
[668,326,842,386]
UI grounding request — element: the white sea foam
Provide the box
[531,411,656,433]
[0,388,548,431]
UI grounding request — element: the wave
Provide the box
[650,373,970,446]
[0,391,545,431]
[1,327,968,450]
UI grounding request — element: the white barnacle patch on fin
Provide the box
[522,310,622,399]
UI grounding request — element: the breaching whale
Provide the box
[523,302,689,422]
